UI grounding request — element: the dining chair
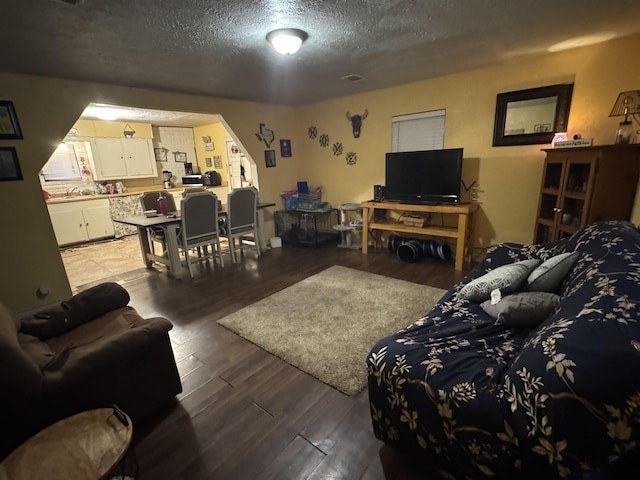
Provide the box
[139,191,177,253]
[181,187,207,197]
[178,191,224,278]
[224,187,260,263]
[182,187,225,255]
[140,191,177,212]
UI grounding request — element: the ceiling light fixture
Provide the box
[266,28,308,55]
[94,108,119,121]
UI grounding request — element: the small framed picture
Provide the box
[174,151,187,163]
[0,101,23,140]
[154,148,168,162]
[213,155,222,168]
[205,157,212,167]
[280,139,292,157]
[265,150,276,168]
[204,142,214,151]
[0,147,23,181]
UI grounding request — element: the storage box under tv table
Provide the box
[360,201,478,270]
[275,209,340,247]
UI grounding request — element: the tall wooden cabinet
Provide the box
[534,144,640,243]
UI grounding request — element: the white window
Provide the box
[41,143,81,181]
[391,110,445,152]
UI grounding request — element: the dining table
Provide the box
[115,201,275,279]
[114,212,187,278]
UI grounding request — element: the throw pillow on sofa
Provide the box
[460,259,540,302]
[481,291,560,327]
[527,251,579,292]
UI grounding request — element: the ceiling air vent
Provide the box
[340,74,364,83]
[51,0,84,5]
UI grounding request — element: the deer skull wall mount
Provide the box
[346,109,368,138]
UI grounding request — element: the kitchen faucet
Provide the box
[65,187,78,197]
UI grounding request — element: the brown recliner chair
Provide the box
[0,283,182,459]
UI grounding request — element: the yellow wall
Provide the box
[0,74,297,312]
[71,119,153,138]
[92,121,153,138]
[72,119,96,137]
[193,122,230,180]
[296,33,640,257]
[1,33,639,312]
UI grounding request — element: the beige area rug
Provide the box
[218,265,446,396]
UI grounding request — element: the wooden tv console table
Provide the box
[361,201,478,270]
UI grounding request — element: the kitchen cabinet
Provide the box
[48,199,115,246]
[534,144,640,244]
[89,138,158,180]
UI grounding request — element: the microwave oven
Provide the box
[182,175,204,186]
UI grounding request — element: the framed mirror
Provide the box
[492,83,574,146]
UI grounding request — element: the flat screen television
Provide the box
[384,148,463,205]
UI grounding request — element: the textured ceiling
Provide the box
[2,0,640,106]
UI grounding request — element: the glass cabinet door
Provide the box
[534,159,566,243]
[534,152,596,243]
[557,159,593,235]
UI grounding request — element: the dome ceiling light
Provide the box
[266,28,308,55]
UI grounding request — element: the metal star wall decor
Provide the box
[332,142,343,156]
[308,126,317,139]
[319,134,329,147]
[345,152,357,165]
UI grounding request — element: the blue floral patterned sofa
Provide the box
[367,221,640,479]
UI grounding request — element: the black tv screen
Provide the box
[384,148,463,205]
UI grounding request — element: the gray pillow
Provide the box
[527,252,579,292]
[460,259,540,302]
[481,292,561,327]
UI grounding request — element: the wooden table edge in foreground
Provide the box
[361,201,478,271]
[0,407,133,480]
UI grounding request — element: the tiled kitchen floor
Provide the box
[60,235,154,292]
[60,234,236,291]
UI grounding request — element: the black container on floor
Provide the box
[396,240,423,262]
[389,235,452,262]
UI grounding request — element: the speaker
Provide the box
[374,185,385,201]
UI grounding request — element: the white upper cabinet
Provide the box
[89,138,158,180]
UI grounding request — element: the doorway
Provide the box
[43,103,261,289]
[225,138,258,190]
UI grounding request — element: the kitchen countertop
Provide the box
[46,184,229,204]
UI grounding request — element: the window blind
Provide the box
[41,143,81,181]
[391,110,446,152]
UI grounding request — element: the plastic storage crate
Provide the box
[275,209,339,247]
[296,190,322,211]
[280,190,298,211]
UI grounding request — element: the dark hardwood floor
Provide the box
[99,242,469,479]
